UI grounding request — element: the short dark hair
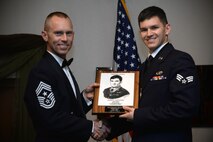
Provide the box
[110,75,122,81]
[46,11,69,19]
[44,11,70,31]
[138,6,168,26]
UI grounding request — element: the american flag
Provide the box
[112,1,140,142]
[113,0,141,71]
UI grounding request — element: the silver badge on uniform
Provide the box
[156,70,163,75]
[176,74,194,84]
[35,81,56,109]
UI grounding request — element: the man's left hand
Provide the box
[84,83,99,100]
[119,106,135,120]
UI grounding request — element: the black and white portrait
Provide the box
[98,72,135,106]
[103,74,129,99]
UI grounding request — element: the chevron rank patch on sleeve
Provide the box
[176,74,194,84]
[35,81,56,109]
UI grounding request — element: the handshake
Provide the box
[91,119,111,141]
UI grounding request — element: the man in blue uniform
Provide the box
[105,6,200,142]
[24,11,107,142]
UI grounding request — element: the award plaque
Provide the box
[92,67,140,114]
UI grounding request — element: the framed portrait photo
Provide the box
[92,68,140,114]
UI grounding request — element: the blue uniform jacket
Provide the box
[106,43,200,142]
[24,52,92,142]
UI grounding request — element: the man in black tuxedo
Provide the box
[24,11,108,142]
[105,6,200,142]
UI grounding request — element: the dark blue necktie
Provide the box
[147,55,153,68]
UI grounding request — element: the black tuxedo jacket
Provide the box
[24,52,92,142]
[107,43,200,142]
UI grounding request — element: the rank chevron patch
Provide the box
[35,81,56,109]
[176,74,194,84]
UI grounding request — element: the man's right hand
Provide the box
[91,120,111,141]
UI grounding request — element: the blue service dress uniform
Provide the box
[106,43,200,142]
[24,52,92,142]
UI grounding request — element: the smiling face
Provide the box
[139,16,171,53]
[42,15,74,59]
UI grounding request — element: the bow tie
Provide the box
[61,58,73,68]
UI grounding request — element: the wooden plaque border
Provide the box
[92,67,139,114]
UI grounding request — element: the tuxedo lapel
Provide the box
[68,68,86,118]
[68,68,81,99]
[44,52,77,99]
[44,52,86,118]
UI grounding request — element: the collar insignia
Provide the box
[158,56,163,60]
